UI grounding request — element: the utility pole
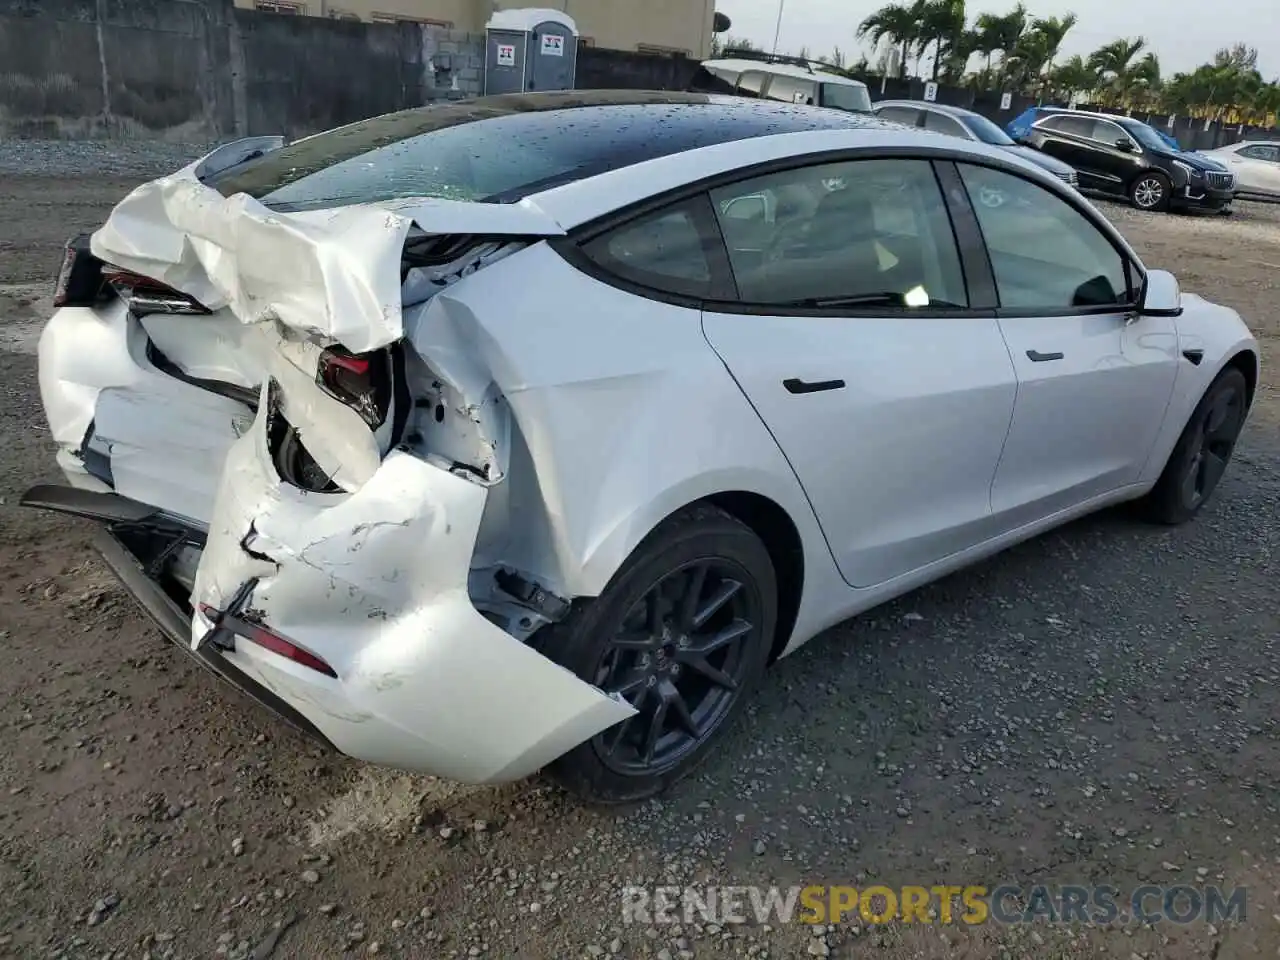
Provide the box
[770,0,785,56]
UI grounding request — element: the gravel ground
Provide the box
[1,154,1279,960]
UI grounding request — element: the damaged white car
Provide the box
[24,92,1259,802]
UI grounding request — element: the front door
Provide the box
[953,162,1180,527]
[700,157,1018,588]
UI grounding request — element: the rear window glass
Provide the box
[207,96,876,212]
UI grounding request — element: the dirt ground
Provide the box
[1,172,1279,960]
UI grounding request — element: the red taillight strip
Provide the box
[198,603,338,678]
[323,353,370,375]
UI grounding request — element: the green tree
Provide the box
[1087,36,1148,105]
[857,2,922,77]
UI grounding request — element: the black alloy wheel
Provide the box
[543,505,777,803]
[1144,367,1248,523]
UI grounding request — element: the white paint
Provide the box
[485,7,576,34]
[29,128,1262,786]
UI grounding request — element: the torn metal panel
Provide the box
[90,166,565,354]
[37,299,250,523]
[191,412,636,782]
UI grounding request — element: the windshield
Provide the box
[959,112,1014,146]
[207,97,870,212]
[1122,120,1171,152]
[819,82,872,112]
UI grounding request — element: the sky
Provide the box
[716,0,1278,79]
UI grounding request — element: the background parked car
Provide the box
[873,99,1078,189]
[1197,140,1280,202]
[1007,105,1180,152]
[693,52,872,113]
[1024,110,1235,212]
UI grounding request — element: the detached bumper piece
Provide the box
[19,484,336,750]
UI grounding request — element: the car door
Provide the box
[873,104,923,128]
[920,108,972,141]
[1081,117,1145,195]
[1034,115,1111,190]
[1231,144,1280,197]
[953,162,1180,527]
[700,157,1018,588]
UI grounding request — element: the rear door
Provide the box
[1232,143,1280,197]
[920,108,972,140]
[953,162,1179,526]
[874,104,923,127]
[700,156,1018,588]
[1033,115,1110,189]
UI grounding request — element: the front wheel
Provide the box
[543,505,777,803]
[1142,367,1249,524]
[1129,171,1171,212]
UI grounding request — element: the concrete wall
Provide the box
[0,0,483,140]
[0,0,235,138]
[229,0,717,58]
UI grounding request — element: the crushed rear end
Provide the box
[23,142,635,782]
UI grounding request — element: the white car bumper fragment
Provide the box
[190,408,635,781]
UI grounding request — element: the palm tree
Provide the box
[971,12,1004,74]
[857,2,922,77]
[1048,54,1095,102]
[991,3,1028,82]
[1088,37,1147,106]
[915,0,967,81]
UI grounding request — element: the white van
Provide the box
[695,53,872,113]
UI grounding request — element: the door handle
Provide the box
[1026,349,1064,362]
[783,377,846,394]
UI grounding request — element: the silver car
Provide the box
[1198,141,1280,203]
[873,99,1079,189]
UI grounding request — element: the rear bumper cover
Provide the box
[23,475,636,783]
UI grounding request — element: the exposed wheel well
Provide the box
[1225,349,1259,409]
[705,491,804,664]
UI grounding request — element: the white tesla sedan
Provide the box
[24,92,1258,803]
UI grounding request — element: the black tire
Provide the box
[1129,171,1171,212]
[1142,367,1248,524]
[542,504,777,804]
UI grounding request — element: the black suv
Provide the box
[1025,110,1235,212]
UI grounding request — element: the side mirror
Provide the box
[1114,137,1134,151]
[1140,269,1182,317]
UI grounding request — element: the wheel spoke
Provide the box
[1200,448,1229,494]
[1180,453,1202,505]
[693,578,742,629]
[602,714,636,757]
[685,618,752,658]
[662,681,700,738]
[641,697,670,762]
[683,655,739,691]
[678,563,709,632]
[613,632,655,651]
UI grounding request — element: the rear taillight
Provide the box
[52,234,107,308]
[198,603,338,678]
[316,346,392,428]
[101,266,210,317]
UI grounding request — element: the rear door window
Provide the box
[876,105,921,126]
[922,111,969,138]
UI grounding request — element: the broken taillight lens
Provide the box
[101,266,211,318]
[197,603,338,678]
[315,346,393,429]
[52,234,107,308]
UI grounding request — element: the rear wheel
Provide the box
[1142,368,1248,524]
[543,505,776,803]
[1129,171,1170,211]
